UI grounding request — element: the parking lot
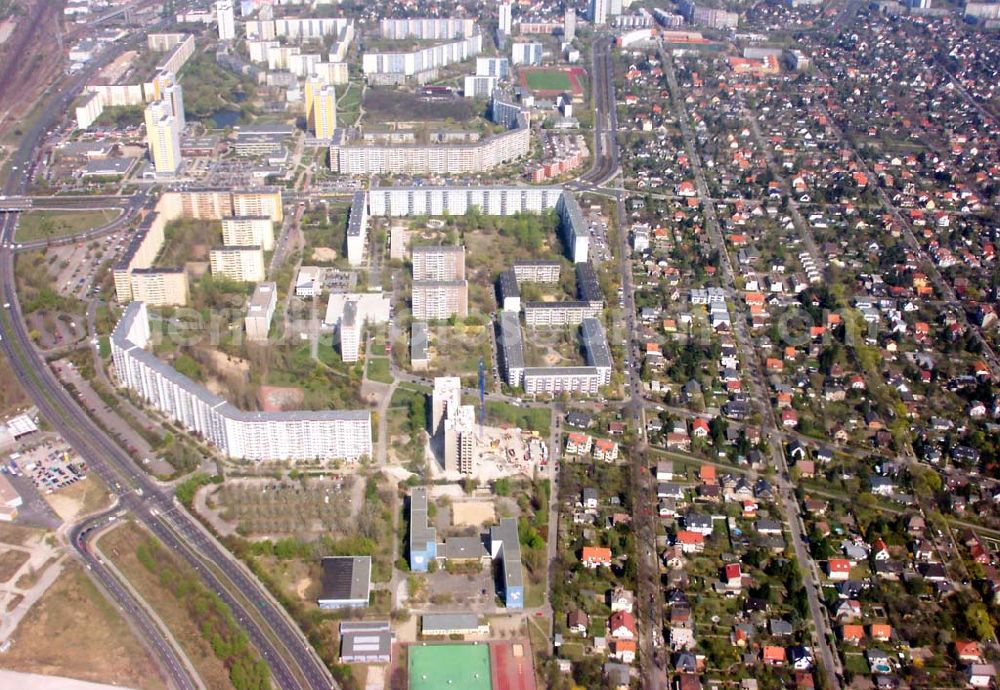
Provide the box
[8,440,88,496]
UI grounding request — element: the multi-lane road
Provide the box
[583,33,668,690]
[660,45,843,690]
[0,20,340,690]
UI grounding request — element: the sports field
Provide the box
[518,67,585,97]
[523,69,573,91]
[409,644,493,690]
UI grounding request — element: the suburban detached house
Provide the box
[609,587,635,613]
[656,461,674,481]
[841,624,864,645]
[826,558,851,581]
[956,640,983,664]
[869,476,895,496]
[611,639,636,664]
[609,611,637,640]
[762,645,786,666]
[789,645,814,670]
[567,610,589,635]
[968,664,996,688]
[582,546,613,568]
[685,514,714,535]
[870,624,892,643]
[675,530,705,553]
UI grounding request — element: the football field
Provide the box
[409,643,492,690]
[523,69,573,92]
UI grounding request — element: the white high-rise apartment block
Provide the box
[346,191,367,267]
[380,17,477,40]
[245,282,277,341]
[339,301,361,362]
[222,217,275,252]
[362,34,483,77]
[144,100,181,175]
[589,0,609,25]
[565,8,577,41]
[499,2,513,34]
[464,75,498,99]
[112,302,372,462]
[154,72,186,130]
[432,377,462,436]
[510,42,543,66]
[313,85,337,139]
[476,57,509,78]
[411,281,468,321]
[431,377,475,474]
[216,0,235,40]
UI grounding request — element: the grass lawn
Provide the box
[15,209,120,243]
[0,562,169,690]
[337,83,363,126]
[524,69,573,92]
[483,400,551,437]
[843,652,870,675]
[559,641,585,661]
[367,356,393,383]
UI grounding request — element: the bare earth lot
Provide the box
[0,561,168,690]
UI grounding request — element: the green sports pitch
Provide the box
[408,644,492,690]
[523,69,574,91]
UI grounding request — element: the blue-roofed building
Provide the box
[409,487,437,572]
[490,517,524,608]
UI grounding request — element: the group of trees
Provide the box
[178,54,257,122]
[136,537,270,690]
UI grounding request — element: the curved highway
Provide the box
[0,22,338,690]
[70,506,200,690]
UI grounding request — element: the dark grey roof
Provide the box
[422,613,482,632]
[409,487,437,555]
[576,261,603,303]
[235,123,295,136]
[491,517,523,591]
[437,536,489,560]
[524,300,591,310]
[523,366,599,377]
[498,269,520,300]
[498,311,524,370]
[411,321,428,361]
[581,318,611,369]
[340,623,392,659]
[318,556,371,603]
[347,191,367,239]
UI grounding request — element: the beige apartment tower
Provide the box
[313,85,337,139]
[210,246,266,282]
[222,216,275,252]
[144,99,182,174]
[411,245,466,281]
[443,404,476,474]
[411,281,468,321]
[245,282,277,341]
[129,269,189,306]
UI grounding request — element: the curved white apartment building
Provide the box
[111,302,371,462]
